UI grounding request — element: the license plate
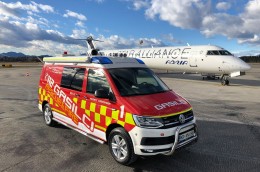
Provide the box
[178,130,195,142]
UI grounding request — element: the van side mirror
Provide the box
[95,89,109,98]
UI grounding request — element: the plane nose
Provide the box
[241,62,251,71]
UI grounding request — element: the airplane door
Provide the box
[189,51,198,67]
[181,48,197,67]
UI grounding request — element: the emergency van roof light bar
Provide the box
[90,56,113,64]
[136,58,145,64]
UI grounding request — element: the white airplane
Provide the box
[83,37,251,85]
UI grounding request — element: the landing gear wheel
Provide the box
[108,127,137,165]
[221,79,230,86]
[225,80,230,85]
[43,104,57,126]
[221,79,225,85]
[220,75,230,86]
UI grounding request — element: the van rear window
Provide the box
[61,67,85,91]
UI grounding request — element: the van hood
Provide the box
[123,91,191,117]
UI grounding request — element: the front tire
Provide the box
[108,127,137,165]
[43,104,57,127]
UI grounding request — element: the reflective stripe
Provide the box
[90,102,96,112]
[125,112,135,125]
[155,108,192,118]
[112,110,119,120]
[39,85,137,133]
[73,98,78,103]
[95,125,106,131]
[81,100,86,109]
[52,108,66,115]
[95,113,100,122]
[100,105,107,116]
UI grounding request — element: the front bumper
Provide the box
[128,118,198,156]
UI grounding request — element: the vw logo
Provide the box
[179,114,185,124]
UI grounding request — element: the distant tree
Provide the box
[240,55,260,63]
[0,55,50,62]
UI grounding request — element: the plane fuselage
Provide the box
[99,45,251,76]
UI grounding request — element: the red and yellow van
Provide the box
[38,56,198,165]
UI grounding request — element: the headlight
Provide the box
[133,115,164,128]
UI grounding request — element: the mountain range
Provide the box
[0,52,26,57]
[0,52,51,57]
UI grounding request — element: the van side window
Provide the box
[61,67,85,91]
[87,69,110,94]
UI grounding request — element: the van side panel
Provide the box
[38,65,137,142]
[38,64,63,109]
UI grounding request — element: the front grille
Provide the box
[160,110,194,129]
[141,148,172,153]
[141,136,175,145]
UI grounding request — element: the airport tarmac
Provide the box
[0,63,259,172]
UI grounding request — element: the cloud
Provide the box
[0,16,164,55]
[76,21,85,27]
[216,2,231,11]
[233,49,260,57]
[94,0,105,3]
[0,19,84,48]
[121,0,149,10]
[94,35,165,50]
[31,1,54,13]
[202,0,260,45]
[70,29,88,38]
[0,1,54,15]
[132,0,149,10]
[161,33,183,44]
[63,10,87,21]
[0,1,55,29]
[0,0,164,55]
[87,0,105,3]
[0,1,21,17]
[145,0,210,29]
[128,0,260,46]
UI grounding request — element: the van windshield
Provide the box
[108,68,170,96]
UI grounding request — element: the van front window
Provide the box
[108,68,169,96]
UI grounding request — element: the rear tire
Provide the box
[43,104,57,127]
[108,127,137,165]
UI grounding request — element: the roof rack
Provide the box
[43,56,145,65]
[43,56,91,63]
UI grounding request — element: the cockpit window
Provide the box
[219,50,232,55]
[207,50,232,56]
[207,50,219,55]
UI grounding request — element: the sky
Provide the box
[0,0,260,57]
